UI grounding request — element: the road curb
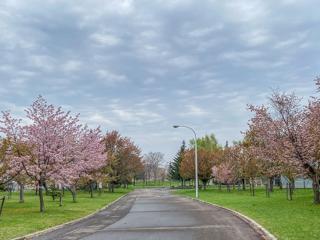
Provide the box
[12,193,129,240]
[185,196,277,240]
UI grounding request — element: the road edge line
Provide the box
[184,196,277,240]
[11,193,130,240]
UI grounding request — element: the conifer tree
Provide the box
[169,141,186,185]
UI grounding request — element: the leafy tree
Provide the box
[180,133,221,189]
[102,131,142,192]
[0,117,31,202]
[190,134,220,151]
[181,148,220,189]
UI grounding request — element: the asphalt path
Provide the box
[33,188,263,240]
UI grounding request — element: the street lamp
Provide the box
[173,125,199,198]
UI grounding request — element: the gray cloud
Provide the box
[0,0,319,160]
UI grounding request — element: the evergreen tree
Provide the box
[169,141,186,182]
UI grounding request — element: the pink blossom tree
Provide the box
[0,96,108,211]
[67,127,106,202]
[248,89,320,203]
[233,143,260,196]
[304,96,320,203]
[212,161,237,192]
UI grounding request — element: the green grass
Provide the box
[176,186,320,240]
[0,188,131,240]
[133,180,182,188]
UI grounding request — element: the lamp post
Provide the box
[173,125,198,198]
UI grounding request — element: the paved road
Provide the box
[34,188,262,240]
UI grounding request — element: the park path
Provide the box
[33,188,262,240]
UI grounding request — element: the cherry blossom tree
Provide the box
[67,127,106,201]
[212,161,237,191]
[0,96,108,211]
[304,96,320,203]
[248,89,320,203]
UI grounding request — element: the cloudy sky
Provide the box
[0,0,319,161]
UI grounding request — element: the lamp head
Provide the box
[173,125,180,128]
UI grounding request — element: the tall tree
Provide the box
[168,141,185,184]
[102,131,142,191]
[68,127,106,201]
[181,148,219,189]
[180,133,221,189]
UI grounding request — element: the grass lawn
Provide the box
[134,180,181,188]
[176,187,320,240]
[0,188,131,240]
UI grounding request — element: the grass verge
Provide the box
[0,188,131,240]
[133,180,181,188]
[176,187,320,240]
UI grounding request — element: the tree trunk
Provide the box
[242,178,246,190]
[286,182,293,200]
[289,182,293,200]
[269,177,274,192]
[43,181,48,195]
[70,186,77,203]
[237,182,241,191]
[35,185,38,195]
[39,181,45,212]
[227,184,230,192]
[251,179,255,196]
[108,182,114,193]
[19,183,24,203]
[312,175,320,204]
[89,182,93,198]
[59,195,62,207]
[252,183,255,196]
[265,184,270,198]
[202,180,207,190]
[0,196,5,217]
